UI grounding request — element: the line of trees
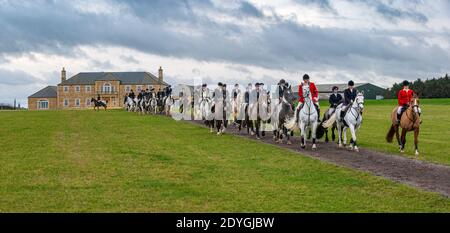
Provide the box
[384,74,450,99]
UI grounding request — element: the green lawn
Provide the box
[319,98,450,166]
[0,108,449,212]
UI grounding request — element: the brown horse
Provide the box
[386,95,421,157]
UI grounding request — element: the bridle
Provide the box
[404,97,420,127]
[349,95,364,120]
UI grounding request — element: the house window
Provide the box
[75,98,80,107]
[86,98,91,106]
[125,85,131,92]
[103,83,111,93]
[75,86,80,92]
[136,85,142,92]
[63,86,69,93]
[64,99,69,107]
[85,86,91,92]
[37,100,49,109]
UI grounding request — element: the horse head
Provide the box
[355,92,365,112]
[411,94,420,114]
[302,85,311,99]
[283,85,296,105]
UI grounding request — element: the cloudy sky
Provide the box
[1,0,449,107]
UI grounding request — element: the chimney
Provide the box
[61,67,66,83]
[158,66,163,84]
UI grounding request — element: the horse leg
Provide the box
[400,128,407,153]
[343,126,348,148]
[331,125,336,142]
[349,124,358,152]
[255,120,261,139]
[414,127,420,157]
[312,122,317,150]
[337,124,343,148]
[300,122,306,149]
[394,124,401,150]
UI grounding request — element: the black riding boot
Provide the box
[315,104,320,122]
[397,113,401,124]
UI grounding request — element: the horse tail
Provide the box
[316,124,325,139]
[284,117,298,131]
[386,124,395,143]
[322,113,336,129]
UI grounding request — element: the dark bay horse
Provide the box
[273,85,296,144]
[91,98,107,111]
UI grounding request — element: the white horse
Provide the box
[199,97,215,132]
[163,95,174,116]
[149,97,158,115]
[125,96,136,112]
[286,85,318,149]
[323,92,364,151]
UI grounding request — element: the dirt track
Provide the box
[191,121,450,197]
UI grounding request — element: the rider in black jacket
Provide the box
[328,86,343,108]
[341,80,357,118]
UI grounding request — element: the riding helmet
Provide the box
[202,83,207,87]
[348,80,354,86]
[278,79,286,85]
[402,80,409,86]
[303,74,310,80]
[332,86,339,91]
[218,82,223,86]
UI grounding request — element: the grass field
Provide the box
[0,99,449,212]
[318,98,450,166]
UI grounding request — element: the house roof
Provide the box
[28,86,57,98]
[59,72,169,86]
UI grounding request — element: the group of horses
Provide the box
[194,84,421,156]
[124,94,174,116]
[119,84,422,157]
[193,85,366,152]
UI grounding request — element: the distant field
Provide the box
[318,98,450,166]
[0,104,449,212]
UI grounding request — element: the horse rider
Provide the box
[277,79,287,103]
[222,84,229,129]
[201,83,210,101]
[128,89,136,103]
[164,85,172,97]
[296,74,320,122]
[396,80,421,124]
[329,86,343,110]
[249,83,262,138]
[245,83,252,104]
[340,80,357,118]
[144,89,150,99]
[232,84,240,101]
[156,88,164,106]
[137,90,144,101]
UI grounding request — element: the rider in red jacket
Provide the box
[396,80,415,123]
[296,74,320,121]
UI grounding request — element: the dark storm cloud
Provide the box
[239,1,263,18]
[352,0,428,23]
[0,0,448,85]
[0,69,43,85]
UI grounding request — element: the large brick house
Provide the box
[28,67,169,110]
